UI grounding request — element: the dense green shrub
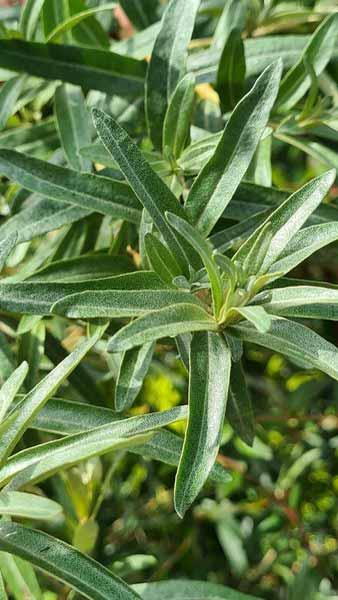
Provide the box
[0,0,337,598]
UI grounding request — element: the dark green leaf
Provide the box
[277,14,338,112]
[0,39,147,96]
[115,343,155,412]
[145,0,200,149]
[227,360,254,445]
[216,29,246,113]
[54,83,91,171]
[163,73,195,159]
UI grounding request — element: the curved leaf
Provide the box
[185,60,282,236]
[277,14,338,112]
[0,407,187,487]
[231,317,338,382]
[0,329,103,466]
[0,491,61,520]
[261,286,338,320]
[0,522,141,600]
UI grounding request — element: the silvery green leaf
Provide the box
[0,522,141,600]
[185,61,282,236]
[108,304,217,353]
[231,317,338,382]
[174,331,231,517]
[145,0,200,150]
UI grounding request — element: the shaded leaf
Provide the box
[227,360,254,445]
[163,73,195,159]
[54,83,91,171]
[115,343,155,412]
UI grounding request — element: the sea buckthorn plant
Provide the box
[0,0,337,598]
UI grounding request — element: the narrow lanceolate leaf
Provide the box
[145,0,200,150]
[0,271,169,315]
[115,343,155,412]
[231,317,338,382]
[0,233,18,273]
[227,360,254,446]
[0,362,28,422]
[108,304,217,353]
[46,3,116,43]
[0,150,141,224]
[51,288,202,319]
[92,108,191,275]
[134,579,257,600]
[235,170,336,271]
[20,0,46,40]
[0,197,90,246]
[261,286,338,320]
[233,306,272,334]
[0,76,26,131]
[277,14,338,112]
[21,400,230,484]
[144,233,181,285]
[0,522,141,600]
[166,212,224,317]
[0,407,187,487]
[174,332,231,517]
[54,83,91,171]
[216,29,246,114]
[0,492,61,520]
[0,329,102,466]
[0,572,6,600]
[270,222,338,276]
[133,430,231,485]
[211,0,248,52]
[0,551,40,600]
[0,40,147,96]
[185,60,282,236]
[27,254,133,283]
[163,73,195,159]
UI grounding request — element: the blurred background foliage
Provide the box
[0,0,337,599]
